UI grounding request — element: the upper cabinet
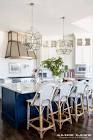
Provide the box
[74,33,93,65]
[77,38,91,46]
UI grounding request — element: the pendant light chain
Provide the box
[30,2,34,32]
[22,2,42,51]
[61,16,65,41]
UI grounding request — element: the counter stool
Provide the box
[86,80,93,113]
[70,81,87,122]
[53,82,72,129]
[26,83,57,139]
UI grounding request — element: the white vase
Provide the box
[54,76,59,81]
[54,74,64,83]
[53,76,61,83]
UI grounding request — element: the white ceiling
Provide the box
[72,16,93,33]
[0,0,93,36]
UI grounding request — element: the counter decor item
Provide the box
[42,57,64,81]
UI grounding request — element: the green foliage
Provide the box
[42,57,64,77]
[64,65,68,72]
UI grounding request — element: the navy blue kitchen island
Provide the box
[1,83,37,129]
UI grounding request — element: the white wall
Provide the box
[0,31,8,57]
[0,58,36,78]
[41,47,75,69]
[41,35,75,69]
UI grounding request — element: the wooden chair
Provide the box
[70,80,87,122]
[85,80,93,113]
[53,82,72,129]
[26,83,57,139]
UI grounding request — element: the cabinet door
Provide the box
[75,46,83,64]
[15,92,36,128]
[75,37,93,65]
[2,88,16,120]
[82,46,93,65]
[77,38,91,46]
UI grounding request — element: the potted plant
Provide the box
[42,57,64,81]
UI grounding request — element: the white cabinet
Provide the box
[77,38,91,46]
[75,33,93,66]
[76,45,93,64]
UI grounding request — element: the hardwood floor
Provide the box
[0,101,93,140]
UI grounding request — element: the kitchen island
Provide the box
[1,82,37,129]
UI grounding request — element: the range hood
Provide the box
[5,31,36,59]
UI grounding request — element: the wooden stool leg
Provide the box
[67,100,72,124]
[47,106,49,121]
[39,105,43,139]
[92,95,93,108]
[91,92,93,109]
[75,98,78,122]
[70,98,73,114]
[86,94,89,112]
[50,104,56,132]
[27,102,30,130]
[62,102,65,113]
[81,95,84,114]
[58,102,62,130]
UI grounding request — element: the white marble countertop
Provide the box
[1,78,61,94]
[2,82,37,94]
